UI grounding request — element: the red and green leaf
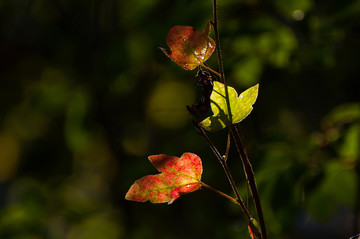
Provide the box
[125,153,203,204]
[160,21,215,70]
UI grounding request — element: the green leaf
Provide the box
[200,82,259,131]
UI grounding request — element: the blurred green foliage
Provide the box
[0,0,359,238]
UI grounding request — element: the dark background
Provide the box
[0,0,359,238]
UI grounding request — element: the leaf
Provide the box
[160,21,215,70]
[125,153,202,204]
[248,218,261,239]
[200,82,259,131]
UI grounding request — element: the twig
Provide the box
[211,0,225,84]
[193,122,251,220]
[223,129,231,162]
[211,0,267,238]
[231,124,267,239]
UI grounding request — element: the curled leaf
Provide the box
[125,153,202,204]
[160,21,215,70]
[200,82,259,131]
[186,69,214,118]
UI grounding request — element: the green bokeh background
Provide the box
[0,0,359,238]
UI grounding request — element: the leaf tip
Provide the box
[167,198,176,205]
[125,181,147,203]
[159,47,171,57]
[204,20,211,36]
[253,83,259,93]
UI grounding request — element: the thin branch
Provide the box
[211,1,267,238]
[193,122,251,220]
[192,121,222,160]
[211,0,225,84]
[231,124,267,239]
[211,0,233,127]
[211,0,267,237]
[223,129,231,162]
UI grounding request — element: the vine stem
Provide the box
[211,0,268,238]
[231,124,267,239]
[212,0,225,84]
[193,122,251,220]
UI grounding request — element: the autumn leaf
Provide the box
[200,82,259,131]
[248,218,261,239]
[125,153,202,204]
[160,21,215,70]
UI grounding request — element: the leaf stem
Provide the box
[200,182,239,206]
[200,63,221,77]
